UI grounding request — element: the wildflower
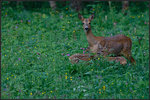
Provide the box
[16,26,18,29]
[113,22,117,26]
[65,76,67,79]
[18,58,21,61]
[62,29,65,31]
[21,20,23,23]
[70,77,72,80]
[5,12,7,16]
[103,86,106,90]
[98,58,100,60]
[11,75,14,77]
[5,55,6,56]
[15,76,16,78]
[61,53,64,56]
[30,93,32,95]
[99,91,101,94]
[66,8,68,10]
[3,88,7,91]
[142,96,144,98]
[66,54,70,56]
[70,14,72,16]
[7,78,8,80]
[138,16,140,18]
[42,14,46,18]
[35,47,36,48]
[73,30,75,33]
[91,69,93,71]
[144,21,147,24]
[42,92,44,94]
[65,73,67,75]
[83,51,85,54]
[50,91,53,93]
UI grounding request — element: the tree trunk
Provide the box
[122,1,129,15]
[49,1,56,10]
[70,0,82,12]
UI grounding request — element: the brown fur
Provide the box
[78,13,136,64]
[69,53,127,65]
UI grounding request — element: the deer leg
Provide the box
[122,51,136,64]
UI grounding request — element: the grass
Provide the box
[1,3,149,99]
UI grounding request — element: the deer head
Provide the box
[78,13,94,33]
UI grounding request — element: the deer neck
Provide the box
[86,30,97,47]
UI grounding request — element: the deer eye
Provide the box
[89,23,91,24]
[82,23,84,25]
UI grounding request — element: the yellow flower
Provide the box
[98,58,100,60]
[15,76,16,78]
[5,55,6,56]
[70,77,72,78]
[42,92,44,94]
[42,14,46,18]
[112,82,114,85]
[103,86,106,91]
[35,47,36,48]
[46,73,48,75]
[50,91,53,93]
[99,89,101,91]
[142,96,144,98]
[70,79,72,81]
[73,30,75,33]
[62,29,65,31]
[7,78,9,80]
[70,14,72,16]
[30,93,32,95]
[65,73,67,75]
[99,91,101,94]
[138,16,140,18]
[11,75,14,77]
[65,76,67,79]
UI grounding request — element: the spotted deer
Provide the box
[77,13,136,64]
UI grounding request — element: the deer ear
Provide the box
[89,14,94,20]
[78,13,84,21]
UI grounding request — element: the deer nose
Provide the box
[85,27,88,30]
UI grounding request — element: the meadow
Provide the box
[1,2,149,99]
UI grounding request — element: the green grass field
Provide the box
[1,2,149,99]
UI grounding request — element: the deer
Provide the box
[77,13,136,64]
